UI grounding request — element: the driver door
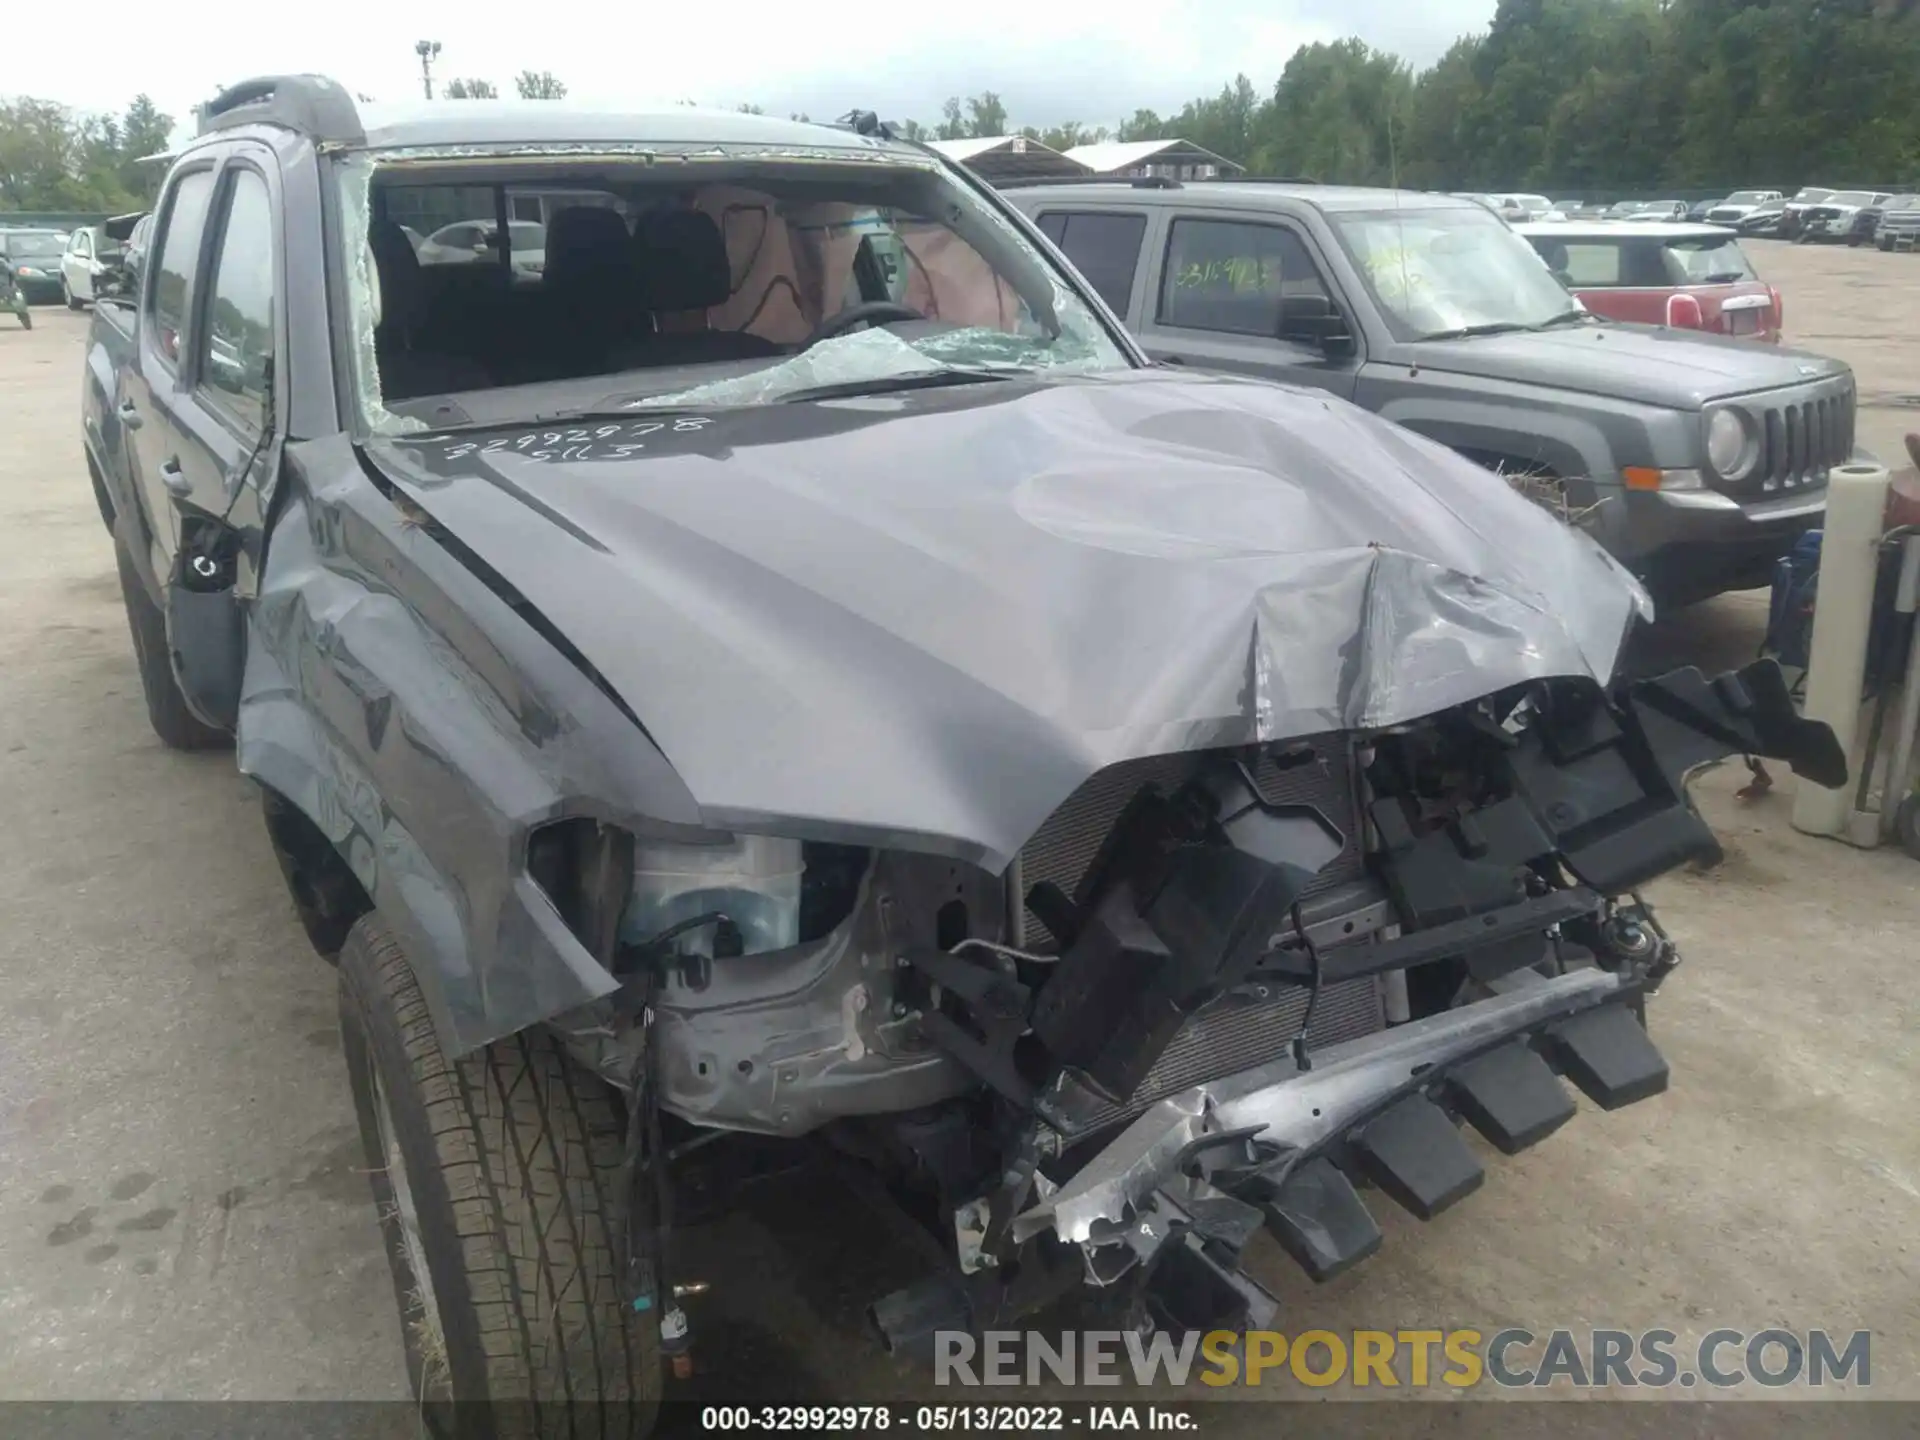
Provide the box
[156,157,284,731]
[121,150,282,733]
[1134,213,1362,400]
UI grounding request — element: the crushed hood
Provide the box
[369,370,1646,869]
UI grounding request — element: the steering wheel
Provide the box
[801,300,925,350]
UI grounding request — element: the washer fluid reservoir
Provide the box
[623,835,804,958]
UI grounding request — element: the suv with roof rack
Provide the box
[77,77,1844,1430]
[1005,178,1865,606]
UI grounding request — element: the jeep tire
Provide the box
[338,914,661,1438]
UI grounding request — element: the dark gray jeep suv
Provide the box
[1006,181,1861,606]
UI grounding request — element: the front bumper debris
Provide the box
[1013,967,1664,1305]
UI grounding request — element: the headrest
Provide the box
[633,208,732,312]
[545,206,631,285]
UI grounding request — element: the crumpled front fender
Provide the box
[238,439,704,1055]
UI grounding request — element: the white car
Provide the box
[60,225,118,308]
[1492,193,1556,222]
[1705,189,1783,225]
[417,218,546,274]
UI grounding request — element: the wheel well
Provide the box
[1452,448,1598,524]
[260,786,374,960]
[1454,447,1561,480]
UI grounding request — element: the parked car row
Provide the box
[0,223,130,307]
[1446,185,1920,246]
[1721,187,1920,247]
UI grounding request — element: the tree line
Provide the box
[7,1,1919,215]
[443,71,569,100]
[908,0,1920,193]
[0,95,175,212]
[0,71,571,214]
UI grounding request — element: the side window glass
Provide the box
[1559,244,1621,287]
[150,169,218,366]
[1035,212,1068,246]
[1620,243,1671,288]
[1049,212,1146,313]
[199,170,276,433]
[1158,218,1327,337]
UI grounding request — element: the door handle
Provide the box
[159,458,191,497]
[117,400,144,430]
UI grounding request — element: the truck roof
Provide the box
[187,74,920,161]
[350,101,902,156]
[1000,180,1480,215]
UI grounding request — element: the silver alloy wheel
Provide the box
[370,1064,447,1380]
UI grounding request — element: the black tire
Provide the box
[338,914,661,1439]
[63,278,81,310]
[15,303,29,330]
[112,536,230,750]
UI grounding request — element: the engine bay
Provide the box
[595,657,1846,1345]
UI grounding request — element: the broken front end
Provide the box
[610,660,1841,1350]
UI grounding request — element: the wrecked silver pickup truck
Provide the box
[80,77,1843,1428]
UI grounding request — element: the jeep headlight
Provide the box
[1706,406,1757,481]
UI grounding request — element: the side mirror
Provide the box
[1278,294,1356,359]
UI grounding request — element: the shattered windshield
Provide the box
[332,147,1130,432]
[623,299,1112,408]
[1330,205,1586,341]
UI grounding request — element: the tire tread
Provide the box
[343,916,657,1439]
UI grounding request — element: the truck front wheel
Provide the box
[337,914,661,1437]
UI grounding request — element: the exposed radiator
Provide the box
[1013,738,1364,949]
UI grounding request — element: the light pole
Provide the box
[415,40,442,100]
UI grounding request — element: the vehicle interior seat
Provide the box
[1536,238,1574,286]
[538,205,648,378]
[368,218,491,399]
[1620,242,1672,289]
[624,208,784,366]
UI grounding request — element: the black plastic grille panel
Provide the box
[1013,739,1363,950]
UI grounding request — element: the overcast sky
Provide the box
[23,0,1495,137]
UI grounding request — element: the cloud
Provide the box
[21,0,1495,134]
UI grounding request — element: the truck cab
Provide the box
[82,93,343,745]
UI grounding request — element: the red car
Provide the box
[1516,221,1783,342]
